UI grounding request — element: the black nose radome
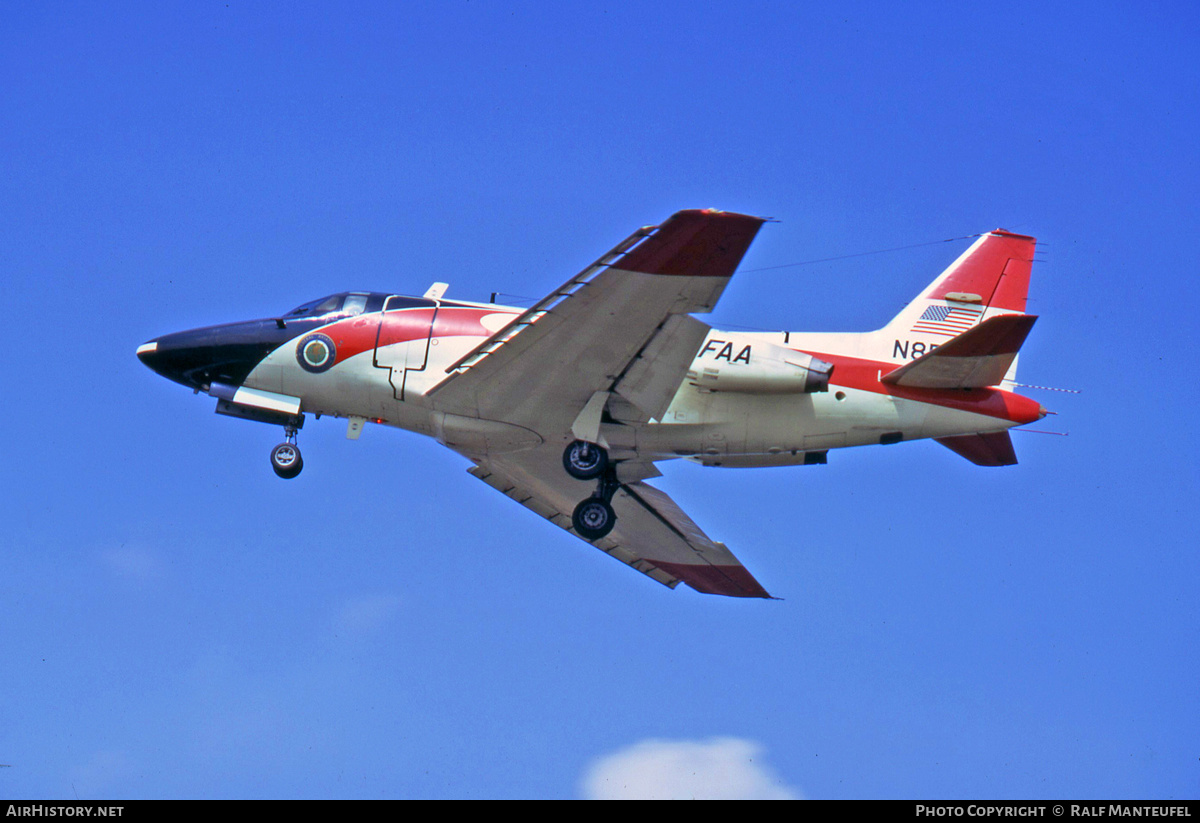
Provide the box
[136,320,300,391]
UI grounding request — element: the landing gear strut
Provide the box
[270,424,303,479]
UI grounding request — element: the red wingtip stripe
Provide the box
[652,561,772,598]
[617,209,766,279]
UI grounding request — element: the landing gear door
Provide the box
[373,295,438,402]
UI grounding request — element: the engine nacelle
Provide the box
[687,336,833,394]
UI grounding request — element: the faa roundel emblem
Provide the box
[296,333,337,373]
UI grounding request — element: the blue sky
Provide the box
[2,1,1197,799]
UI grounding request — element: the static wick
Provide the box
[1011,382,1081,394]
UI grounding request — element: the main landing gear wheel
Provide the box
[270,442,303,479]
[563,440,609,480]
[572,497,616,541]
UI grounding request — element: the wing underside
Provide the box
[469,451,772,598]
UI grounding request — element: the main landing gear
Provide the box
[562,439,608,480]
[270,424,303,479]
[564,440,618,541]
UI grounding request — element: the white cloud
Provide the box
[581,737,802,800]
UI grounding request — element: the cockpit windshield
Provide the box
[286,295,342,317]
[284,292,375,318]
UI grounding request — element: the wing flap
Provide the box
[882,314,1037,389]
[612,314,711,421]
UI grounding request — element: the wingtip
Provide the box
[618,210,767,278]
[654,561,772,598]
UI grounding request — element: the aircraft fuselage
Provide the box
[138,291,1042,465]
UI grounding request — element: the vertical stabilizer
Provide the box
[859,230,1037,375]
[885,229,1035,332]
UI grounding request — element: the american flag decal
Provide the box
[911,304,983,337]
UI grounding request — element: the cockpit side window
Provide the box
[343,294,368,315]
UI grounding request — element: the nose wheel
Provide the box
[270,425,303,479]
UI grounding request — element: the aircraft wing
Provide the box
[468,447,772,598]
[427,209,766,431]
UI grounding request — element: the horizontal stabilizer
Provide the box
[935,431,1018,466]
[882,314,1037,389]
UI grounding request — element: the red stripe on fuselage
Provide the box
[434,306,511,339]
[292,306,509,368]
[803,349,1043,424]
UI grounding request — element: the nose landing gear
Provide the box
[270,424,303,479]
